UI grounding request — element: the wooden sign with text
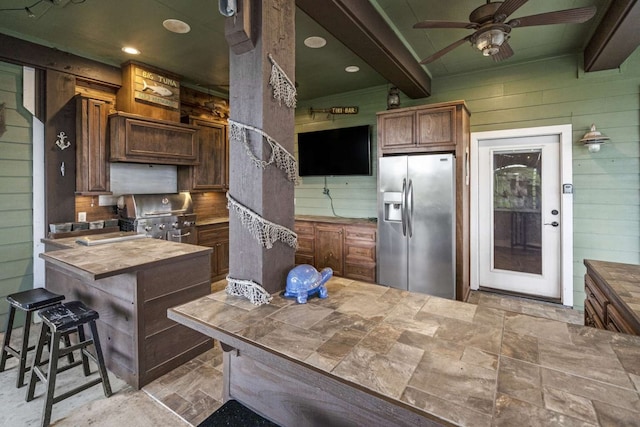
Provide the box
[133,66,180,110]
[310,106,359,115]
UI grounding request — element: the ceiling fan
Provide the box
[414,0,597,64]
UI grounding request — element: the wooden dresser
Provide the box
[584,259,640,335]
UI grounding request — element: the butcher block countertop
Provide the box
[170,278,640,426]
[40,237,212,281]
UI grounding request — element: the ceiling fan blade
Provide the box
[492,41,514,62]
[508,6,597,28]
[413,20,477,29]
[419,37,470,64]
[494,0,529,22]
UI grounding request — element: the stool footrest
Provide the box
[52,378,104,405]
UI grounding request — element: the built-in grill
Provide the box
[117,193,197,244]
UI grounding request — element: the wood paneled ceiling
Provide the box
[0,0,637,100]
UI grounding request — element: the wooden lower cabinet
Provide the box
[295,218,376,283]
[44,252,213,389]
[197,223,229,282]
[584,259,640,335]
[315,224,344,276]
[344,225,376,283]
[294,222,315,266]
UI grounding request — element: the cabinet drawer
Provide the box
[297,236,314,254]
[607,304,635,335]
[198,225,229,245]
[344,226,376,242]
[344,262,376,283]
[295,222,315,236]
[345,243,375,263]
[585,275,608,315]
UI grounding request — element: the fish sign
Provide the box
[133,66,180,110]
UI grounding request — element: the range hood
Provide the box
[109,112,200,166]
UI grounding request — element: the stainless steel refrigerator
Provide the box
[377,153,455,299]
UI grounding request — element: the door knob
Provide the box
[544,221,559,227]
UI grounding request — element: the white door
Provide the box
[478,135,561,299]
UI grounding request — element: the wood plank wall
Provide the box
[295,51,640,310]
[0,62,32,327]
[294,86,385,220]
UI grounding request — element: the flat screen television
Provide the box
[297,125,371,177]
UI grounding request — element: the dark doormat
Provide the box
[197,399,280,427]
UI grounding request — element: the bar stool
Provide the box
[26,301,112,427]
[0,288,66,388]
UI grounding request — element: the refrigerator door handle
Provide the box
[401,178,407,236]
[407,179,414,237]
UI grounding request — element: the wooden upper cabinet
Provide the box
[378,101,467,155]
[178,117,228,192]
[377,110,415,151]
[76,95,111,195]
[110,112,199,165]
[416,106,455,147]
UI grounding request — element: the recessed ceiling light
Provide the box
[163,19,191,34]
[345,66,360,73]
[122,46,140,55]
[304,36,326,48]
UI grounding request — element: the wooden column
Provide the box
[45,70,77,228]
[226,0,296,294]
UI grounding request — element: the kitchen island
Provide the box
[40,236,213,389]
[169,277,640,426]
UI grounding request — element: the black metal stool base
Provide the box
[26,301,112,427]
[0,288,65,388]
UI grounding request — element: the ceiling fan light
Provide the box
[475,29,506,56]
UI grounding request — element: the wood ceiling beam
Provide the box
[0,33,121,87]
[584,0,640,72]
[296,0,431,99]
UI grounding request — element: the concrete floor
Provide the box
[0,285,582,426]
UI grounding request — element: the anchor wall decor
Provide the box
[55,131,71,150]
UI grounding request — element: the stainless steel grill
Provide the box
[117,193,197,244]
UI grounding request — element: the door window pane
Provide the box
[493,151,542,275]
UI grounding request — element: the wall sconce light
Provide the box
[580,124,610,153]
[387,87,400,110]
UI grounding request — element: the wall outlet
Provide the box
[78,212,87,222]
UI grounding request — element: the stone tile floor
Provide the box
[0,284,583,426]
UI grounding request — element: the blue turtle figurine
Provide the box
[284,264,332,304]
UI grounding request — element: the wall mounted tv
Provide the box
[297,125,371,177]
